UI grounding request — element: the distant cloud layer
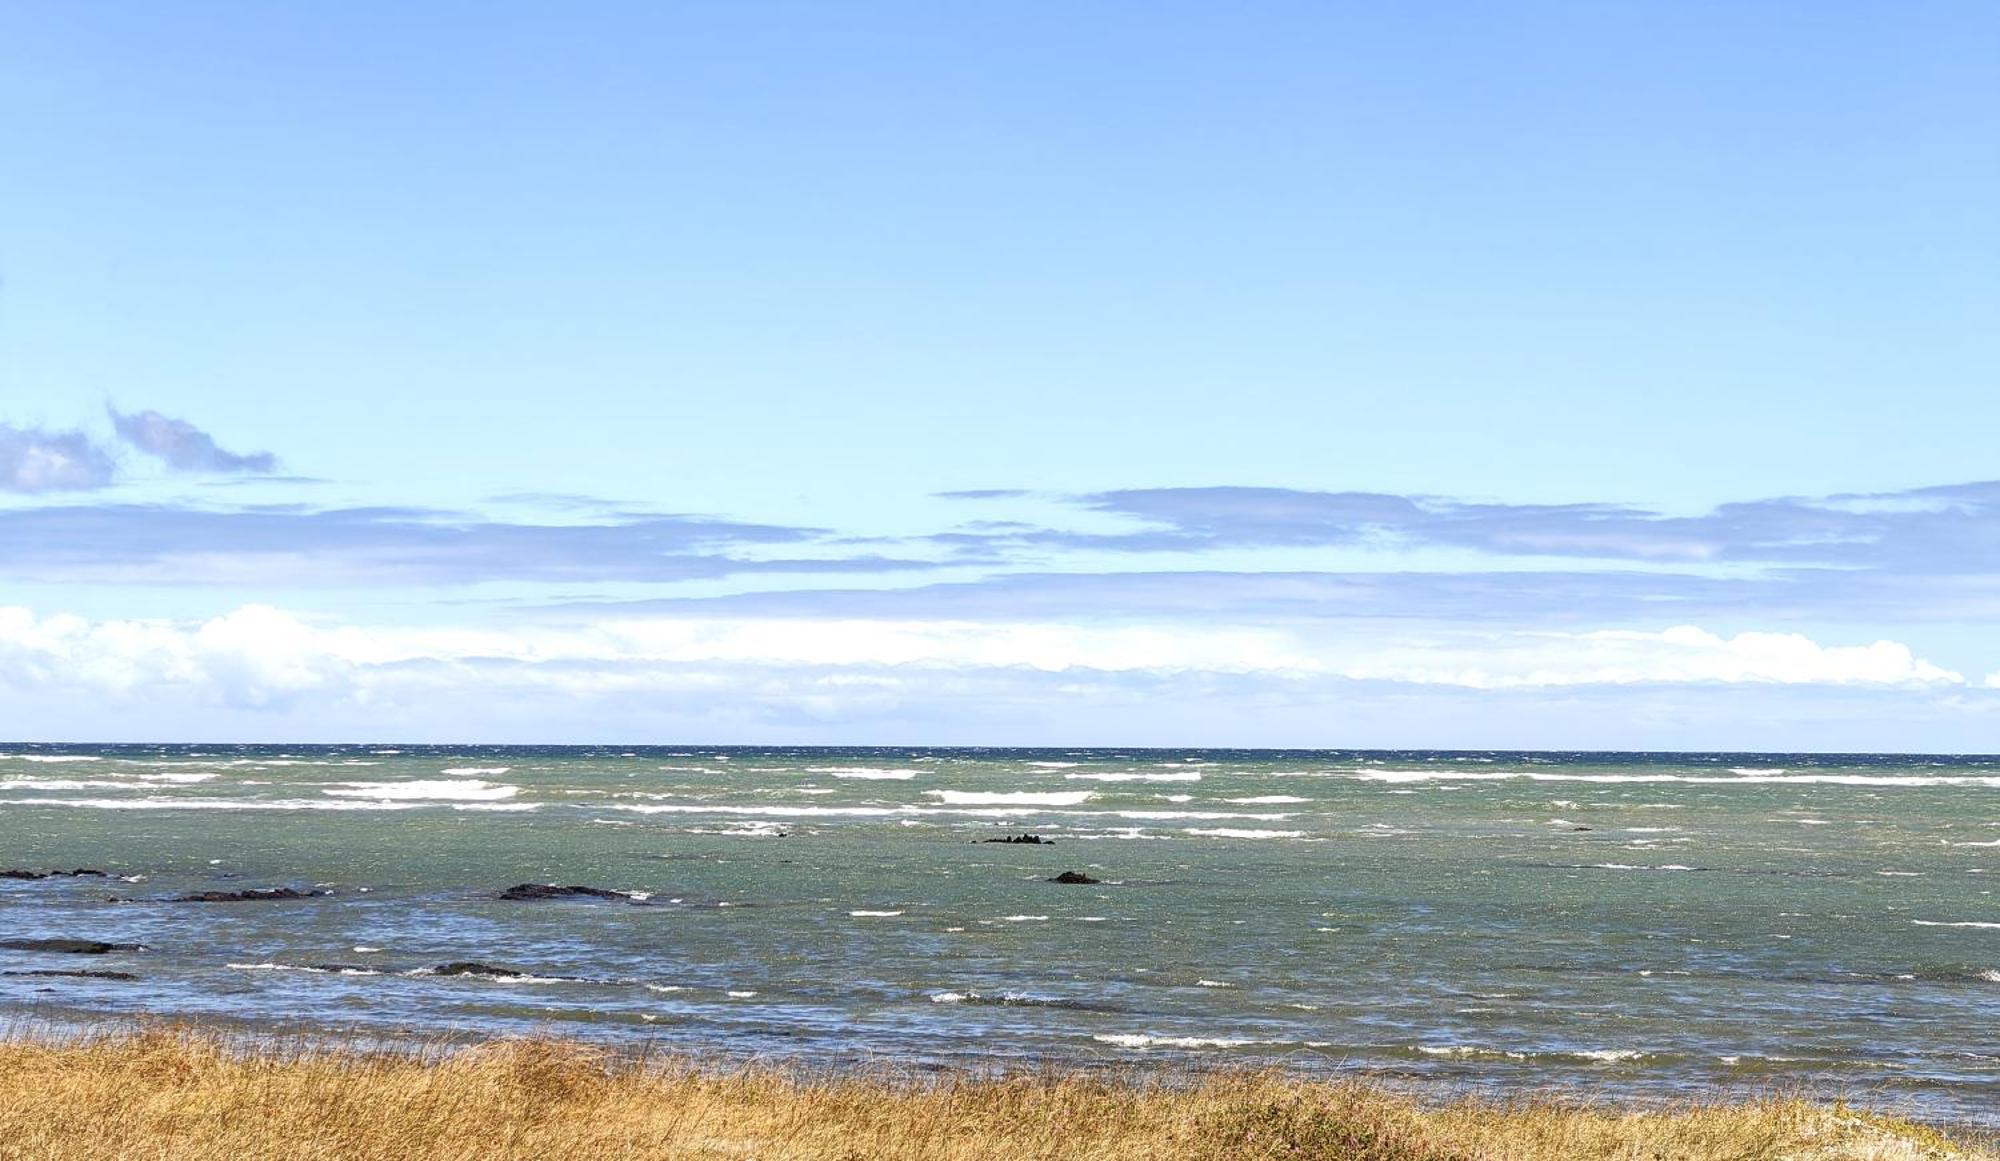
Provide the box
[0,604,1973,714]
[945,482,2000,573]
[109,408,277,474]
[0,424,117,492]
[0,504,926,586]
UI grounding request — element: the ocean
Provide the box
[2,745,1995,1126]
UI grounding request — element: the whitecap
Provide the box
[929,790,1094,806]
[324,779,520,802]
[1065,772,1201,783]
[1226,796,1309,804]
[227,962,381,976]
[1913,920,2000,929]
[1195,979,1233,988]
[442,767,511,776]
[726,990,758,998]
[849,909,904,917]
[1093,1033,1254,1050]
[999,915,1048,922]
[1417,1045,1527,1060]
[1184,828,1306,840]
[1570,1049,1645,1062]
[1116,810,1292,821]
[1,797,422,812]
[807,767,919,780]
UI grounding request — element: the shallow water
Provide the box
[2,745,1996,1126]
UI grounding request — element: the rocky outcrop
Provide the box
[4,968,139,981]
[0,938,144,954]
[2,869,109,880]
[1049,871,1101,885]
[496,883,633,902]
[170,888,329,902]
[429,962,529,978]
[979,834,1052,845]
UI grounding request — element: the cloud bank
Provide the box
[0,605,1970,711]
[945,481,2000,572]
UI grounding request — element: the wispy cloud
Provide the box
[942,482,2000,573]
[109,408,278,474]
[0,503,930,586]
[0,424,117,492]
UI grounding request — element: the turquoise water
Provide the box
[2,745,1996,1126]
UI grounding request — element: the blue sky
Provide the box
[1,2,1996,747]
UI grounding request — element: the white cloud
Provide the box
[0,607,1975,718]
[1336,625,1966,689]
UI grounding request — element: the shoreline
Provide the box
[0,1023,1991,1160]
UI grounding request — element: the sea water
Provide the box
[1,745,1995,1126]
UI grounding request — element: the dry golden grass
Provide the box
[0,1028,1987,1161]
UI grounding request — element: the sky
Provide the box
[0,1,1996,748]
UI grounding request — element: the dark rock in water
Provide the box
[430,961,529,978]
[0,938,144,955]
[497,883,632,901]
[980,834,1052,845]
[2,869,109,880]
[306,964,378,975]
[1049,871,1101,885]
[4,968,139,981]
[170,887,329,902]
[1570,826,1594,832]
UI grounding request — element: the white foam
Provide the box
[1093,1033,1254,1050]
[1065,772,1201,783]
[726,990,758,998]
[615,804,898,817]
[1195,979,1233,988]
[1418,1045,1527,1060]
[324,780,520,801]
[1028,762,1079,769]
[929,790,1094,806]
[645,984,686,994]
[849,909,904,917]
[1570,1049,1645,1062]
[686,821,788,837]
[1351,767,2000,788]
[0,778,146,791]
[808,767,919,779]
[442,766,511,776]
[999,915,1048,922]
[1913,920,2000,929]
[1591,863,1696,872]
[1225,796,1309,804]
[2,796,422,812]
[1115,810,1292,821]
[227,962,381,976]
[14,755,102,763]
[1184,828,1306,840]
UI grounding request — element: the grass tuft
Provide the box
[0,1027,1987,1160]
